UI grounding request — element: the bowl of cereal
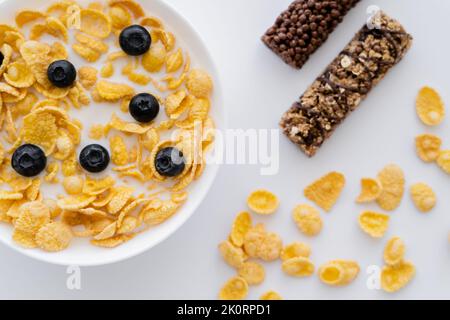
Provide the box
[0,0,224,266]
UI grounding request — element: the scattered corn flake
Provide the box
[292,204,323,237]
[218,240,246,268]
[376,164,405,211]
[381,261,415,293]
[94,221,117,240]
[35,221,72,252]
[78,66,98,89]
[260,291,282,300]
[141,199,179,225]
[384,237,405,266]
[109,0,145,18]
[63,175,84,195]
[280,242,311,261]
[16,10,46,27]
[101,61,114,78]
[415,134,442,162]
[96,80,134,101]
[83,175,115,196]
[436,150,450,174]
[247,189,279,215]
[356,178,383,203]
[243,224,282,261]
[230,211,252,247]
[53,130,75,160]
[358,211,390,238]
[73,43,101,62]
[416,86,445,126]
[12,229,37,248]
[45,16,69,42]
[4,60,36,88]
[282,257,315,277]
[218,276,248,300]
[15,201,50,234]
[166,49,183,73]
[318,260,360,286]
[75,32,108,53]
[109,5,132,30]
[90,234,135,248]
[61,153,79,177]
[142,41,166,73]
[140,16,163,28]
[80,9,112,39]
[109,113,150,134]
[0,190,23,200]
[107,186,134,214]
[0,44,13,78]
[45,162,59,183]
[110,135,128,166]
[410,182,436,213]
[89,124,105,140]
[186,69,213,98]
[21,111,58,154]
[43,198,61,219]
[57,194,96,210]
[304,172,345,212]
[50,41,68,60]
[128,71,151,86]
[237,261,265,285]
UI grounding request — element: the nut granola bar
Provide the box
[262,0,361,69]
[280,11,413,157]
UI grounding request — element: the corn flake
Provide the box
[282,257,315,277]
[260,291,282,300]
[4,60,36,88]
[57,194,96,210]
[218,276,248,300]
[83,175,115,196]
[73,43,101,62]
[63,175,84,195]
[356,178,382,203]
[12,229,37,248]
[15,201,50,234]
[416,86,445,126]
[237,261,265,285]
[415,134,442,162]
[304,172,345,212]
[79,66,98,90]
[186,69,213,98]
[280,242,311,261]
[292,204,322,237]
[109,113,150,134]
[35,221,72,252]
[96,81,134,101]
[410,182,436,213]
[358,211,390,238]
[110,135,128,166]
[109,0,145,18]
[381,261,415,293]
[318,260,360,286]
[376,164,405,211]
[437,150,450,174]
[80,9,112,39]
[230,211,252,247]
[243,224,282,262]
[16,10,46,27]
[107,186,134,214]
[142,41,166,73]
[384,237,405,266]
[247,189,279,215]
[218,240,246,268]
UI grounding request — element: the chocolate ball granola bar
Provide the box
[262,0,361,69]
[280,11,413,157]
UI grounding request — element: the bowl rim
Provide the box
[0,0,226,267]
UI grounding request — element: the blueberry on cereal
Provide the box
[79,144,110,173]
[155,147,185,177]
[129,93,160,123]
[119,25,151,56]
[12,144,47,177]
[0,51,4,66]
[47,60,77,88]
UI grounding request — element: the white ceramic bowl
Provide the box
[0,0,224,266]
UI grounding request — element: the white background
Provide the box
[0,0,449,299]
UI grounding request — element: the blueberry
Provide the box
[47,60,77,88]
[129,93,160,123]
[79,144,110,173]
[12,144,47,177]
[0,51,4,67]
[119,25,151,56]
[155,147,185,177]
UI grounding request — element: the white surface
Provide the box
[0,0,449,299]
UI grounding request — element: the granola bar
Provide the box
[262,0,361,69]
[280,11,413,157]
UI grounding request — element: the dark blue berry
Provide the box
[129,93,160,123]
[0,52,4,67]
[119,25,151,56]
[47,60,77,88]
[79,144,110,173]
[12,144,47,177]
[155,147,185,177]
